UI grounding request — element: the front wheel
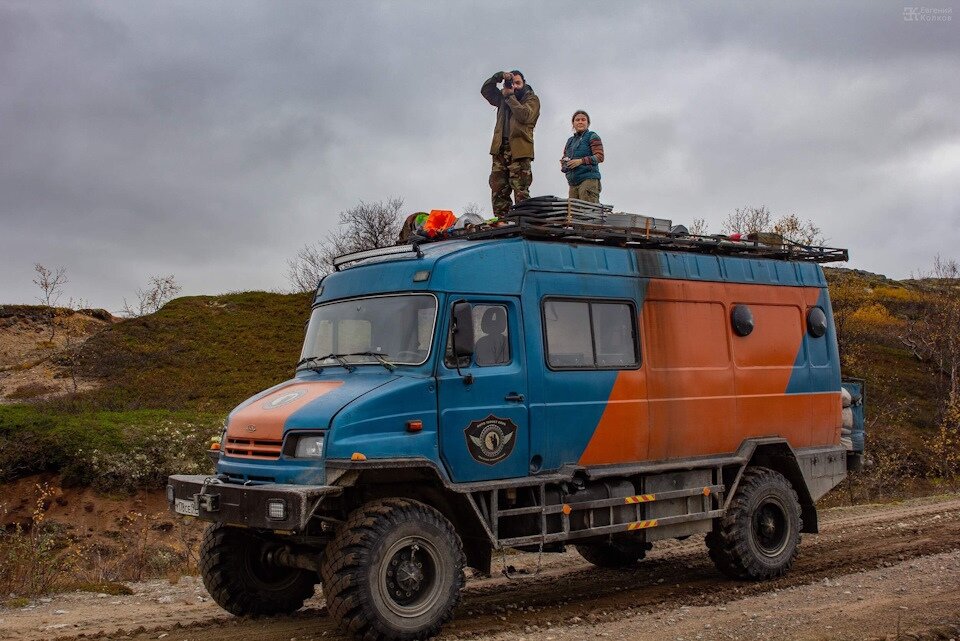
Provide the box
[199,524,316,616]
[321,498,465,641]
[706,466,802,580]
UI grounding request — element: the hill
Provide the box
[71,291,312,412]
[0,291,311,490]
[0,305,115,401]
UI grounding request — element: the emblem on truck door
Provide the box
[464,415,517,464]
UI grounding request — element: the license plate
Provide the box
[174,498,199,517]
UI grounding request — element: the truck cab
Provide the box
[168,209,862,641]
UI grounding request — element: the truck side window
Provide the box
[445,304,511,368]
[544,298,639,370]
[593,303,639,367]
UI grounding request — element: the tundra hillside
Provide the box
[0,270,957,596]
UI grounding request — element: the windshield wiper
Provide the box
[296,353,355,372]
[341,351,397,372]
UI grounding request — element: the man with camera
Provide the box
[481,70,541,218]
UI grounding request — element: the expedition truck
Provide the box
[168,200,865,641]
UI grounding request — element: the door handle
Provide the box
[504,392,525,403]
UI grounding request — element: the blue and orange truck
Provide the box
[168,198,865,641]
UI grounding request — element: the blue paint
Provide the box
[786,287,842,394]
[217,236,843,486]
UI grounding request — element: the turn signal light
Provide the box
[351,452,367,461]
[210,442,221,451]
[406,420,423,433]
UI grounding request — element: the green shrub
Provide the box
[0,405,221,491]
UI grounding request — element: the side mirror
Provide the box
[451,302,475,358]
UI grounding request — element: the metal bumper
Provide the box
[166,474,342,532]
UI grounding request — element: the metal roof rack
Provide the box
[416,197,849,264]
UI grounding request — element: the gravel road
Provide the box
[2,494,959,641]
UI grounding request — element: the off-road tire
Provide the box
[199,523,316,616]
[706,466,802,580]
[576,536,651,568]
[320,498,465,641]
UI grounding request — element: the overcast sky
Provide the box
[1,1,958,312]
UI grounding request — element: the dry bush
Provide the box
[927,400,960,486]
[872,285,923,304]
[720,206,825,245]
[846,426,922,502]
[122,275,182,318]
[287,197,404,293]
[68,510,197,584]
[32,264,67,341]
[0,483,70,597]
[6,382,58,400]
[848,303,903,339]
[1,484,202,597]
[687,217,709,236]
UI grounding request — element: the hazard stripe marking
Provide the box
[626,520,659,530]
[624,494,656,504]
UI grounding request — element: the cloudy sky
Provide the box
[2,1,958,312]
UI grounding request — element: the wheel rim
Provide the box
[752,496,790,558]
[377,536,442,618]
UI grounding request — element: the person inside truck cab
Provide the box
[474,306,509,366]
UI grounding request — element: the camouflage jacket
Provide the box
[481,72,541,160]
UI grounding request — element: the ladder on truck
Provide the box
[464,467,727,550]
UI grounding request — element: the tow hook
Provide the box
[194,493,220,512]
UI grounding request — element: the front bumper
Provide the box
[167,474,342,532]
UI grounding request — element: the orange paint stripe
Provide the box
[624,494,656,504]
[627,519,658,531]
[225,381,344,459]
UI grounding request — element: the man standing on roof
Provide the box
[481,70,541,218]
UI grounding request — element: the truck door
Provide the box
[437,298,529,482]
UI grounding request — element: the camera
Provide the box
[502,73,514,89]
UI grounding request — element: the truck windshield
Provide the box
[299,294,437,368]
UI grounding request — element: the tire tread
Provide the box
[320,498,465,641]
[706,466,802,581]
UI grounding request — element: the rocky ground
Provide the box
[2,494,959,641]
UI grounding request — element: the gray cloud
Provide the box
[1,0,958,311]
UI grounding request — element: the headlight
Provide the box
[294,434,325,458]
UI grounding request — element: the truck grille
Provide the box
[225,437,282,459]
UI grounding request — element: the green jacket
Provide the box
[481,72,541,160]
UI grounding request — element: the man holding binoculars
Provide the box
[481,70,541,218]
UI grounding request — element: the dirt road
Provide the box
[3,494,959,641]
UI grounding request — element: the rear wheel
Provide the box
[706,467,802,580]
[576,535,651,568]
[321,498,465,641]
[199,523,316,616]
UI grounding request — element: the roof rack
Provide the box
[333,243,423,271]
[413,197,849,264]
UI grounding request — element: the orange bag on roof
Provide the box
[422,209,457,237]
